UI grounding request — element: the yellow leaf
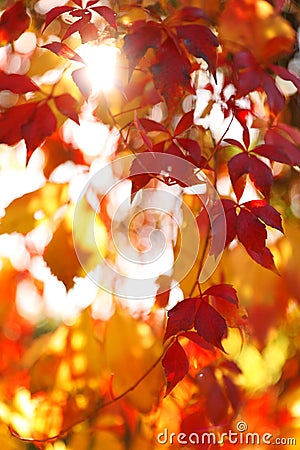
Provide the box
[45,197,107,289]
[0,183,69,235]
[44,205,82,290]
[104,308,165,413]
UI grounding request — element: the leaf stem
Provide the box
[207,112,235,163]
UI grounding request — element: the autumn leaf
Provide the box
[0,1,29,45]
[162,340,189,395]
[44,3,116,43]
[176,138,202,166]
[42,42,85,64]
[204,284,239,307]
[22,103,57,160]
[0,102,37,147]
[243,200,284,233]
[0,183,69,235]
[270,65,300,92]
[228,152,273,200]
[236,208,278,273]
[221,199,238,247]
[91,6,117,29]
[0,71,39,94]
[41,133,85,179]
[176,24,219,79]
[151,37,195,111]
[44,6,75,30]
[233,51,285,113]
[194,299,228,351]
[44,205,83,290]
[54,94,80,124]
[123,21,162,76]
[174,109,195,136]
[253,127,300,166]
[164,297,197,342]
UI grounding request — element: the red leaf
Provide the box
[233,51,261,96]
[237,208,267,251]
[228,152,249,201]
[44,6,74,30]
[261,73,285,114]
[134,115,153,151]
[194,300,228,351]
[233,50,257,70]
[164,297,197,342]
[73,0,83,6]
[176,25,219,79]
[277,123,300,144]
[223,375,241,411]
[229,152,272,200]
[0,71,39,94]
[165,142,185,159]
[224,207,238,246]
[224,138,245,151]
[247,246,278,273]
[86,0,99,6]
[91,6,117,29]
[242,126,250,149]
[181,331,215,352]
[243,200,284,233]
[129,156,153,199]
[0,1,30,44]
[42,42,84,64]
[54,94,79,124]
[62,15,91,41]
[249,154,273,200]
[0,102,37,146]
[70,9,86,18]
[78,22,98,43]
[204,284,238,306]
[176,138,202,165]
[71,67,91,98]
[270,65,300,92]
[210,294,248,329]
[22,103,57,156]
[237,68,261,97]
[260,129,300,166]
[252,143,293,165]
[162,340,189,395]
[174,110,195,136]
[151,37,195,111]
[236,208,278,272]
[138,118,168,134]
[212,199,237,246]
[124,21,161,76]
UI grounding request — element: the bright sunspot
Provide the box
[76,44,119,94]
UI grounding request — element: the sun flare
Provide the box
[76,44,120,94]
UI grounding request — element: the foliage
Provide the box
[0,0,300,449]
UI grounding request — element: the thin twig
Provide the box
[207,112,235,163]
